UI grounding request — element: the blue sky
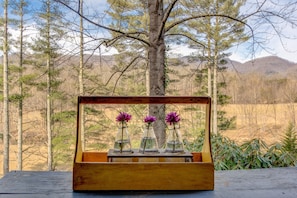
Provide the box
[2,0,297,63]
[228,0,297,63]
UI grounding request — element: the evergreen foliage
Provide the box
[187,131,297,170]
[52,110,76,170]
[281,122,297,156]
[105,0,148,95]
[187,0,247,133]
[30,0,70,170]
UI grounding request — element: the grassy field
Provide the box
[221,103,296,145]
[1,103,296,178]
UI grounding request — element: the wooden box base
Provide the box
[73,152,214,191]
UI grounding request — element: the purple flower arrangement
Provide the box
[116,112,132,123]
[165,112,183,152]
[144,115,156,124]
[115,112,132,153]
[165,112,180,125]
[113,111,183,153]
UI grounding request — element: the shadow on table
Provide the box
[72,190,214,197]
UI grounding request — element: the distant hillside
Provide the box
[225,56,297,76]
[2,54,297,77]
[157,55,297,77]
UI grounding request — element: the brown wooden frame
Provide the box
[73,96,214,191]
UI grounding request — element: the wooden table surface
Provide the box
[0,167,296,198]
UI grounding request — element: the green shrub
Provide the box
[240,138,272,169]
[186,131,297,170]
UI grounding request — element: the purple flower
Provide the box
[116,112,132,122]
[165,112,180,125]
[144,115,157,123]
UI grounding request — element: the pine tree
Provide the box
[185,0,248,134]
[31,0,68,171]
[105,0,148,96]
[8,0,31,171]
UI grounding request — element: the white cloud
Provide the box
[168,45,197,57]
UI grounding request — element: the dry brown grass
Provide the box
[221,103,297,145]
[0,145,48,178]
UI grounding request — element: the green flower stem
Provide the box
[142,123,150,154]
[173,123,176,153]
[120,121,123,153]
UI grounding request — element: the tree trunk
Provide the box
[207,18,212,133]
[2,0,10,175]
[213,3,219,135]
[17,0,25,171]
[148,0,166,146]
[46,0,53,171]
[213,50,218,135]
[47,58,52,171]
[79,0,85,150]
[146,64,150,96]
[207,27,212,97]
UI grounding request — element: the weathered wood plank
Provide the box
[0,168,297,197]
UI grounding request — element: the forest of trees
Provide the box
[1,0,297,176]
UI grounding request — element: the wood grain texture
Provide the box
[82,152,107,162]
[73,162,214,191]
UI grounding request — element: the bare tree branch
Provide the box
[158,0,179,40]
[241,0,267,20]
[165,14,253,35]
[104,55,146,94]
[53,0,150,46]
[165,33,206,49]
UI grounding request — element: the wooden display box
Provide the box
[73,96,214,191]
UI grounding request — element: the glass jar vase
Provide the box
[165,124,184,153]
[113,122,132,153]
[139,123,159,153]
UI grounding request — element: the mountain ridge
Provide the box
[1,54,296,76]
[225,56,297,76]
